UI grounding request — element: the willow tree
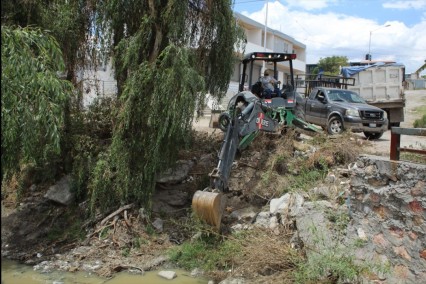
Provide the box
[2,0,99,178]
[89,0,245,212]
[1,26,72,179]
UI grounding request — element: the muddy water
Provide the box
[1,259,208,284]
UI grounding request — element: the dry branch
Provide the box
[100,204,133,226]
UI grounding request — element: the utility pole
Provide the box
[262,0,268,73]
[366,24,391,62]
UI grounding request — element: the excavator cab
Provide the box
[239,52,297,96]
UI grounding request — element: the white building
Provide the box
[206,12,307,110]
[233,12,306,83]
[78,59,117,108]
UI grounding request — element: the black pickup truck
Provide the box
[295,87,388,140]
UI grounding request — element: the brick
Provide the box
[394,265,409,279]
[413,215,423,226]
[411,180,425,196]
[408,231,418,240]
[420,249,426,260]
[373,234,389,247]
[369,193,381,203]
[393,246,412,261]
[408,200,423,214]
[389,227,404,238]
[368,177,388,187]
[373,205,388,219]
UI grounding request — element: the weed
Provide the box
[46,207,86,242]
[145,224,156,235]
[400,142,426,164]
[294,248,369,283]
[353,238,367,248]
[293,218,389,284]
[169,232,241,271]
[325,208,350,236]
[99,226,110,239]
[413,114,426,128]
[400,152,426,164]
[286,166,328,192]
[132,237,141,249]
[121,247,130,257]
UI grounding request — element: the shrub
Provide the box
[413,114,426,128]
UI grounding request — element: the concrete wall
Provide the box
[348,155,426,283]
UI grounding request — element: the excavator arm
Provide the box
[191,113,240,229]
[192,92,278,228]
[209,114,240,191]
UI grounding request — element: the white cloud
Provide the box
[283,0,334,10]
[241,1,426,74]
[383,0,426,10]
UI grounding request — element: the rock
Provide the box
[294,201,335,254]
[154,190,188,207]
[152,218,164,233]
[141,255,169,271]
[190,268,204,277]
[158,270,177,280]
[325,173,336,183]
[364,165,377,176]
[270,193,304,218]
[253,211,270,228]
[191,232,202,242]
[293,140,311,152]
[230,224,253,232]
[229,207,257,222]
[44,175,74,206]
[156,160,195,184]
[219,277,246,284]
[357,227,368,240]
[139,208,148,221]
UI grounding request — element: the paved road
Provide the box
[358,89,426,157]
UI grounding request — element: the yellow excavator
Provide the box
[192,52,321,229]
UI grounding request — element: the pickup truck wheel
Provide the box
[327,116,344,135]
[363,132,383,140]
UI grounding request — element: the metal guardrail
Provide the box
[390,127,426,160]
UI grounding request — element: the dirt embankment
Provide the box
[1,89,425,282]
[0,130,356,280]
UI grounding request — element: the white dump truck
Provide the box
[340,63,405,127]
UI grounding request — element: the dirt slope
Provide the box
[2,89,424,282]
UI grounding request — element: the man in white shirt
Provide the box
[260,70,282,99]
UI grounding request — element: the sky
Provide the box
[232,0,426,75]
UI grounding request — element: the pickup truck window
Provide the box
[327,90,366,104]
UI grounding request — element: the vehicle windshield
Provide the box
[327,90,366,103]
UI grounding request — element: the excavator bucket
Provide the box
[192,190,226,229]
